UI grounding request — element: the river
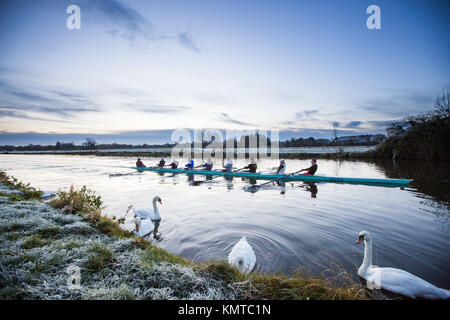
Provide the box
[1,154,449,295]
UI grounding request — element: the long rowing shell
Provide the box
[130,167,412,187]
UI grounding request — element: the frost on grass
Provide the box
[0,184,238,300]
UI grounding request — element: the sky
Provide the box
[0,0,449,145]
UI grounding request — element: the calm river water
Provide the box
[1,154,449,293]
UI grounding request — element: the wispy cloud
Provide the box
[176,32,201,53]
[87,0,154,44]
[358,90,435,117]
[70,0,202,52]
[295,109,319,119]
[0,109,72,122]
[219,113,253,126]
[136,105,191,114]
[0,75,100,120]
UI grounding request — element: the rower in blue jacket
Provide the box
[185,157,194,169]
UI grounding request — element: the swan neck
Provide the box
[361,239,373,272]
[152,199,161,219]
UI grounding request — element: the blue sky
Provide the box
[0,0,448,145]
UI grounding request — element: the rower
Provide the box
[223,159,233,172]
[277,159,286,175]
[185,157,194,169]
[201,158,214,171]
[158,158,166,168]
[168,159,179,169]
[136,158,146,168]
[299,159,318,175]
[244,159,257,173]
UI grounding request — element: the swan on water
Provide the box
[133,196,162,237]
[228,236,256,274]
[356,230,450,299]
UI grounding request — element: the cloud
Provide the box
[69,0,202,52]
[0,109,72,122]
[344,121,362,128]
[368,120,390,128]
[136,105,191,114]
[89,0,154,43]
[358,90,435,117]
[0,76,100,120]
[176,32,201,53]
[295,109,319,119]
[219,113,253,126]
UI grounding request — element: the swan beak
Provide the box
[158,199,162,205]
[355,236,363,244]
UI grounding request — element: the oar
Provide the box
[109,164,155,177]
[184,164,202,171]
[208,166,247,180]
[246,169,304,191]
[109,167,145,177]
[192,166,246,184]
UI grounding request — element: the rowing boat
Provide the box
[129,167,412,186]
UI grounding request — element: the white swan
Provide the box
[228,236,256,274]
[133,196,162,237]
[356,231,450,299]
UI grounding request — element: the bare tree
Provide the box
[433,89,450,118]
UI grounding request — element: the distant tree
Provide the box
[82,138,97,150]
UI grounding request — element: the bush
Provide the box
[0,171,43,200]
[49,185,133,239]
[375,90,450,160]
[50,185,102,214]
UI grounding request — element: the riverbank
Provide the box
[0,149,376,160]
[0,171,368,300]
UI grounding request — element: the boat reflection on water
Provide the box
[182,169,322,197]
[299,181,318,198]
[275,180,286,195]
[224,175,233,190]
